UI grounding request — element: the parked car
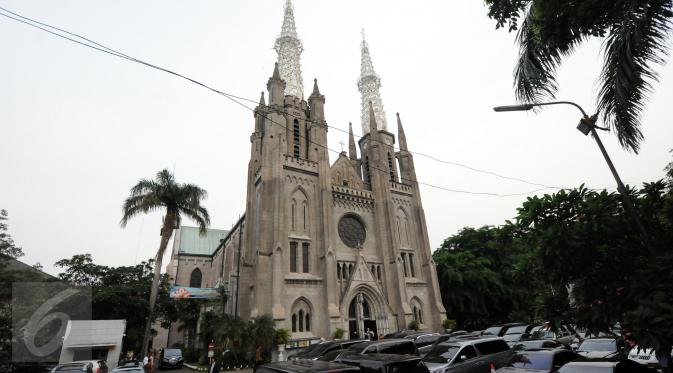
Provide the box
[502,325,536,347]
[558,359,657,373]
[288,342,326,360]
[422,337,513,373]
[337,352,429,373]
[257,360,359,373]
[50,360,108,373]
[294,339,367,360]
[111,362,144,373]
[495,349,580,373]
[575,338,621,359]
[531,326,575,346]
[512,340,568,352]
[346,339,419,356]
[404,333,441,355]
[316,349,347,362]
[383,330,426,339]
[158,348,183,369]
[626,345,673,369]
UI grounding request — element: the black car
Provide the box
[337,353,430,373]
[512,339,569,352]
[383,330,426,339]
[158,348,183,369]
[346,339,419,356]
[289,342,327,360]
[496,349,580,372]
[257,360,359,373]
[404,333,441,355]
[293,340,367,360]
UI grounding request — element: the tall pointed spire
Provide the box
[397,113,408,151]
[348,122,357,160]
[275,0,304,99]
[358,29,387,134]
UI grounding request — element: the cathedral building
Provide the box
[164,0,446,345]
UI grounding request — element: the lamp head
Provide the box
[493,104,535,112]
[576,118,593,136]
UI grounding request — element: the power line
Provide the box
[0,6,562,197]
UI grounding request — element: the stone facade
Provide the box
[162,1,446,346]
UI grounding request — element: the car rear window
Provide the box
[507,354,552,370]
[484,327,502,335]
[164,349,181,357]
[378,341,416,355]
[578,340,617,352]
[348,342,371,352]
[475,340,510,355]
[506,326,528,334]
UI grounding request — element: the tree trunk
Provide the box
[141,212,175,356]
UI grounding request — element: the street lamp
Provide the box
[493,101,653,254]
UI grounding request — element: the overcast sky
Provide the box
[2,0,672,276]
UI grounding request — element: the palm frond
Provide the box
[597,0,672,153]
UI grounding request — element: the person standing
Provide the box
[253,345,262,372]
[208,357,220,373]
[143,351,154,373]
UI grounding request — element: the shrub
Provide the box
[333,328,345,340]
[443,319,457,330]
[275,328,291,346]
[408,320,419,331]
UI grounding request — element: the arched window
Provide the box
[409,253,416,277]
[401,253,408,277]
[291,298,312,334]
[377,266,382,281]
[189,268,202,288]
[411,298,424,324]
[342,264,348,279]
[337,263,341,279]
[363,155,371,183]
[362,299,371,318]
[291,188,309,234]
[302,243,310,273]
[348,299,357,318]
[290,242,298,272]
[293,120,301,158]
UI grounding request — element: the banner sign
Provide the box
[169,286,220,299]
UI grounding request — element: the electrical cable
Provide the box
[0,6,567,197]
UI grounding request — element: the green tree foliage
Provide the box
[54,254,176,353]
[435,171,673,358]
[483,0,673,152]
[120,169,210,355]
[0,209,24,260]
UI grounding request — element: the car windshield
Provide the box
[484,327,501,335]
[317,349,343,361]
[423,344,460,364]
[113,368,144,372]
[304,343,333,358]
[506,326,528,334]
[348,342,370,352]
[164,349,181,357]
[578,340,616,352]
[559,365,613,373]
[507,354,552,370]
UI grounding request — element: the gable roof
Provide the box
[177,226,229,256]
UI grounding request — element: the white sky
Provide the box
[1,0,672,276]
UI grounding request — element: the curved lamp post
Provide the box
[493,101,653,254]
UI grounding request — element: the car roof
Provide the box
[437,336,505,346]
[563,361,618,367]
[351,338,412,346]
[515,349,569,355]
[262,360,359,373]
[338,353,422,364]
[581,337,618,341]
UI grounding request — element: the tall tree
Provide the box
[120,169,210,355]
[484,0,673,152]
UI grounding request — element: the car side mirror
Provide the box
[460,355,467,362]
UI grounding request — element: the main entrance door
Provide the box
[348,293,378,340]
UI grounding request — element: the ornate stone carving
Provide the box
[338,215,367,248]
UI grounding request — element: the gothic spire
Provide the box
[358,29,387,134]
[348,122,357,160]
[397,113,408,151]
[274,0,304,99]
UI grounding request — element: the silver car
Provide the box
[422,337,513,373]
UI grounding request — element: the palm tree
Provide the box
[485,0,673,152]
[120,169,210,355]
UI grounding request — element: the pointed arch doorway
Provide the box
[348,292,378,340]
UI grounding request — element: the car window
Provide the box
[475,340,510,355]
[423,344,460,364]
[559,364,613,373]
[542,341,559,348]
[507,353,552,370]
[363,346,376,354]
[317,349,343,362]
[54,364,89,371]
[484,327,502,336]
[379,341,416,355]
[506,326,528,334]
[453,345,477,363]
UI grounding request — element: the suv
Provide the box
[257,360,360,373]
[159,348,184,369]
[337,353,429,373]
[422,337,512,373]
[405,333,442,355]
[51,360,108,373]
[294,340,367,360]
[346,339,419,355]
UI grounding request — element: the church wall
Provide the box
[172,255,212,287]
